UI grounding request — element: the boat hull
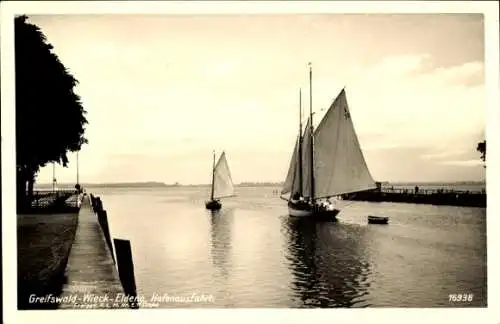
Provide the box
[288,206,313,217]
[367,216,388,224]
[288,200,340,220]
[205,200,222,210]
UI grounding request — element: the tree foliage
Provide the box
[477,140,486,162]
[15,15,88,208]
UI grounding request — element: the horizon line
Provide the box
[34,180,486,186]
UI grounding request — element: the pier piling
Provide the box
[95,197,103,213]
[114,238,139,309]
[97,210,115,264]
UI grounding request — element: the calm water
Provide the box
[92,186,487,308]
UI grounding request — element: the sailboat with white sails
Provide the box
[206,151,236,211]
[280,63,376,219]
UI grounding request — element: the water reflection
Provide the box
[282,217,372,307]
[91,187,487,307]
[208,209,234,280]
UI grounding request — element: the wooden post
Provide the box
[90,194,95,210]
[97,210,115,264]
[114,239,139,309]
[94,197,103,213]
[91,195,99,212]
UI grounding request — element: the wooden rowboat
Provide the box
[368,215,389,224]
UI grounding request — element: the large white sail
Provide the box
[313,89,376,197]
[281,136,300,196]
[213,151,235,199]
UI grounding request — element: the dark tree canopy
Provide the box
[15,15,88,207]
[477,140,486,162]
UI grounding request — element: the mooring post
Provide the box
[97,210,115,264]
[114,238,139,309]
[91,195,98,213]
[90,193,95,209]
[94,197,103,214]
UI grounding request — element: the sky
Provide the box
[27,13,486,185]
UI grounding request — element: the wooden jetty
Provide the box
[342,185,486,208]
[59,195,129,309]
[20,189,81,214]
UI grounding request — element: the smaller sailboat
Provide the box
[205,151,235,210]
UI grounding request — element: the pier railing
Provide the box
[342,187,486,208]
[379,187,486,195]
[26,189,82,212]
[89,193,139,309]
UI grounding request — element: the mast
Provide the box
[308,62,315,202]
[52,162,56,192]
[76,151,79,185]
[210,150,216,200]
[297,88,303,196]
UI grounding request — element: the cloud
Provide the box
[367,54,432,76]
[420,149,470,160]
[418,60,484,87]
[26,15,486,184]
[439,160,485,167]
[38,53,486,184]
[199,59,240,82]
[364,146,485,182]
[340,56,484,151]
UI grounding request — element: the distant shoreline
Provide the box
[34,182,284,188]
[34,180,486,189]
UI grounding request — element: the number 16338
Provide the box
[449,294,473,302]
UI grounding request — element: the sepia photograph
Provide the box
[1,1,499,324]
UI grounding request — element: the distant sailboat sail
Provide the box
[212,152,235,199]
[313,89,376,197]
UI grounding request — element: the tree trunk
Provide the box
[27,175,35,204]
[16,169,28,212]
[16,166,37,212]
